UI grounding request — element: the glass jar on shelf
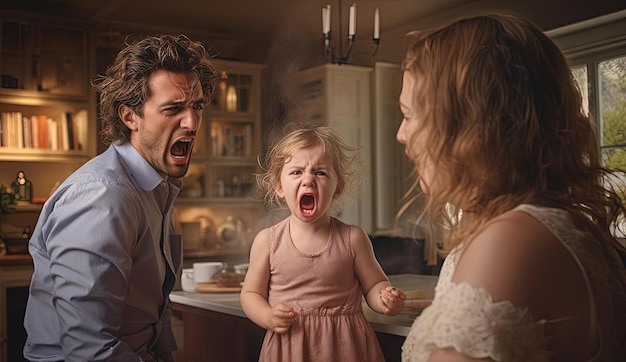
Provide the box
[211,71,252,113]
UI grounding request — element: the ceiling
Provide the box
[2,0,625,65]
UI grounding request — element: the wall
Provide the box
[374,0,626,65]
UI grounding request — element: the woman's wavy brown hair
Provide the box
[400,14,626,253]
[93,34,218,145]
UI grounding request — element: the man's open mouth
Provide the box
[171,140,191,159]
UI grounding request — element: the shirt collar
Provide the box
[112,142,165,191]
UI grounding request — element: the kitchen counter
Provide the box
[170,273,438,337]
[171,274,438,361]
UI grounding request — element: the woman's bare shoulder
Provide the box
[452,210,584,312]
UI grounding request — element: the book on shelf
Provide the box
[30,115,39,149]
[48,117,58,150]
[74,109,87,151]
[38,114,48,149]
[22,115,31,148]
[0,110,87,151]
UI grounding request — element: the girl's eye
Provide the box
[315,171,327,176]
[290,170,302,176]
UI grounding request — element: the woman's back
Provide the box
[403,204,626,361]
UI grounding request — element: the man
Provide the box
[23,34,216,361]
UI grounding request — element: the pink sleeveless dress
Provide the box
[259,216,385,361]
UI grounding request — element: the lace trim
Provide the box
[402,282,549,362]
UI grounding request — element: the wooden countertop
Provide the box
[170,273,438,337]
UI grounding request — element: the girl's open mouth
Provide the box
[300,194,315,215]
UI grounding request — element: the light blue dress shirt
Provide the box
[23,142,182,361]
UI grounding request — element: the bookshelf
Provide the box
[0,17,95,209]
[0,108,89,157]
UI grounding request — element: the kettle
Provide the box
[217,216,244,244]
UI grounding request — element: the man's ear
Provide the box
[119,105,139,131]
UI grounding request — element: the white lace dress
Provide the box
[401,204,626,362]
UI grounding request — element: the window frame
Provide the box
[546,10,626,163]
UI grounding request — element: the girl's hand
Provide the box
[379,286,406,315]
[269,303,299,334]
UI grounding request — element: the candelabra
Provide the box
[322,1,380,65]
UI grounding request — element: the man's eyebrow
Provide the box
[163,97,204,106]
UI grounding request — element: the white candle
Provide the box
[349,4,356,36]
[323,5,331,34]
[374,8,380,39]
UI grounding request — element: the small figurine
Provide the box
[11,170,32,203]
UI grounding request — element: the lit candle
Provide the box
[349,4,356,36]
[322,5,331,34]
[374,8,380,39]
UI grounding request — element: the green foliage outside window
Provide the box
[600,56,626,172]
[602,106,626,171]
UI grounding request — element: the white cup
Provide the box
[234,263,249,276]
[193,262,223,284]
[181,268,196,292]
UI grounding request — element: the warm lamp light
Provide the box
[226,85,237,112]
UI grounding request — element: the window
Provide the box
[547,10,626,240]
[598,56,626,171]
[571,55,626,172]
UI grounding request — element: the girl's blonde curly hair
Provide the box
[257,123,365,215]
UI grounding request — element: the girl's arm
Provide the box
[240,228,298,333]
[351,226,406,315]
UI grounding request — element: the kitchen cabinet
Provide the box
[371,62,413,233]
[296,64,374,232]
[172,302,265,362]
[175,60,266,259]
[0,16,96,204]
[1,19,87,97]
[295,62,415,236]
[0,257,33,362]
